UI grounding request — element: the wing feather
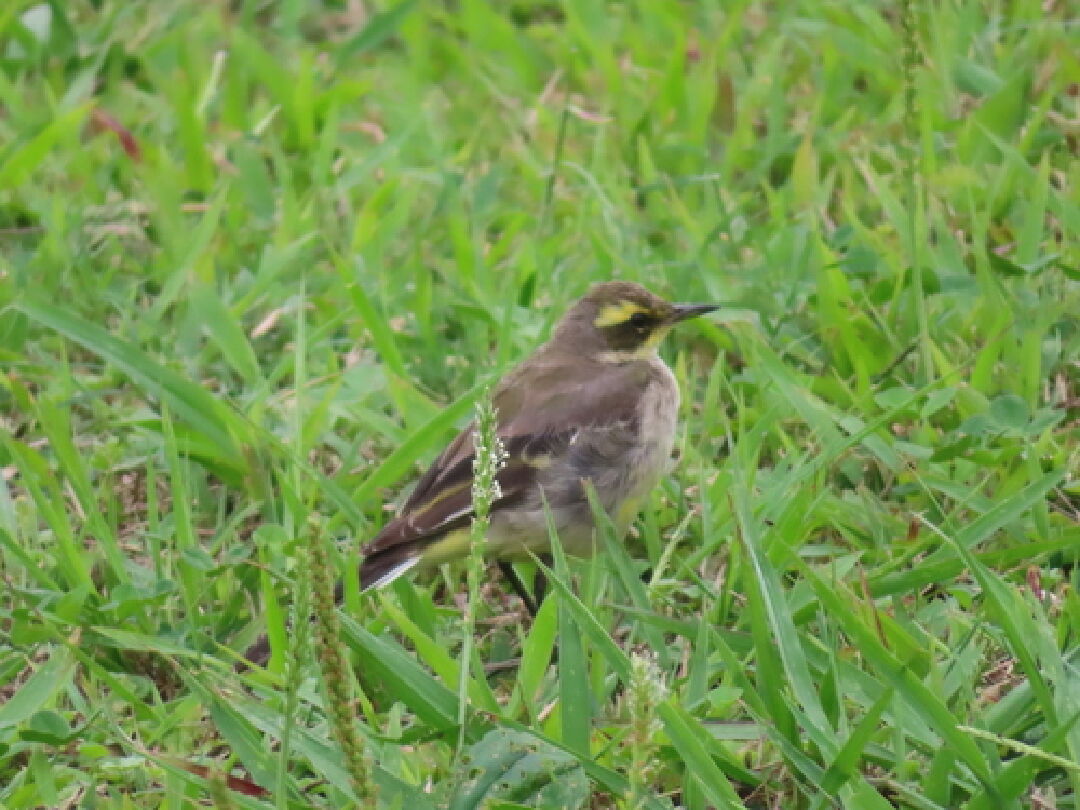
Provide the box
[358,354,650,585]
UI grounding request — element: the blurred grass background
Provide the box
[1,1,1078,807]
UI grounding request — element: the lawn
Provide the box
[1,1,1078,807]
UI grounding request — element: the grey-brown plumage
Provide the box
[241,282,714,667]
[358,281,717,588]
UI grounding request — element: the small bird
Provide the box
[357,281,717,593]
[242,282,714,666]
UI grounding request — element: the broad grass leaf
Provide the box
[15,298,247,468]
[0,647,75,728]
[446,727,588,810]
[339,614,458,731]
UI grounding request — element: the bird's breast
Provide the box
[625,360,680,504]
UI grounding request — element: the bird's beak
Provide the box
[671,303,720,322]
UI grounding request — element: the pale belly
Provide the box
[487,361,679,559]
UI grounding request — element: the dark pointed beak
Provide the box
[671,303,720,322]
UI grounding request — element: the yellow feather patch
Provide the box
[419,528,472,566]
[642,323,672,350]
[594,323,672,363]
[615,496,643,531]
[522,451,553,469]
[413,479,469,515]
[593,300,650,328]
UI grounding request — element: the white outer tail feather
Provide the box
[367,556,421,590]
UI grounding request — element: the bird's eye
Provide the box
[629,311,651,330]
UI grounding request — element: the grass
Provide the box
[1,0,1079,807]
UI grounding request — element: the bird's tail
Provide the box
[358,543,423,590]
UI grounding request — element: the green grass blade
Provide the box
[339,613,458,731]
[14,298,244,460]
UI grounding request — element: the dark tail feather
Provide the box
[358,542,424,590]
[237,634,272,670]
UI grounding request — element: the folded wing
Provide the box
[357,356,645,588]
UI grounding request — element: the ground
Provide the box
[1,1,1078,808]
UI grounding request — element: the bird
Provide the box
[242,281,715,665]
[357,280,716,592]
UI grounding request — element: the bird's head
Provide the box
[551,281,718,361]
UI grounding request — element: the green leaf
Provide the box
[339,614,458,730]
[378,593,500,714]
[533,556,630,683]
[556,605,590,756]
[818,687,894,796]
[208,696,278,792]
[338,257,411,381]
[20,710,79,745]
[588,483,670,667]
[0,647,75,728]
[233,694,435,807]
[869,470,1064,596]
[14,298,245,463]
[191,285,263,385]
[553,531,591,757]
[516,592,558,718]
[734,486,837,755]
[966,711,1080,809]
[0,106,87,188]
[90,628,202,656]
[657,703,746,809]
[803,570,999,798]
[446,728,588,810]
[940,528,1058,725]
[988,394,1029,431]
[348,381,482,507]
[337,0,420,64]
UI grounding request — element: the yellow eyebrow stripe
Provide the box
[594,300,649,328]
[414,480,469,514]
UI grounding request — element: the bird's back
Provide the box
[359,350,679,582]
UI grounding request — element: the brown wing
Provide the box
[357,353,648,586]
